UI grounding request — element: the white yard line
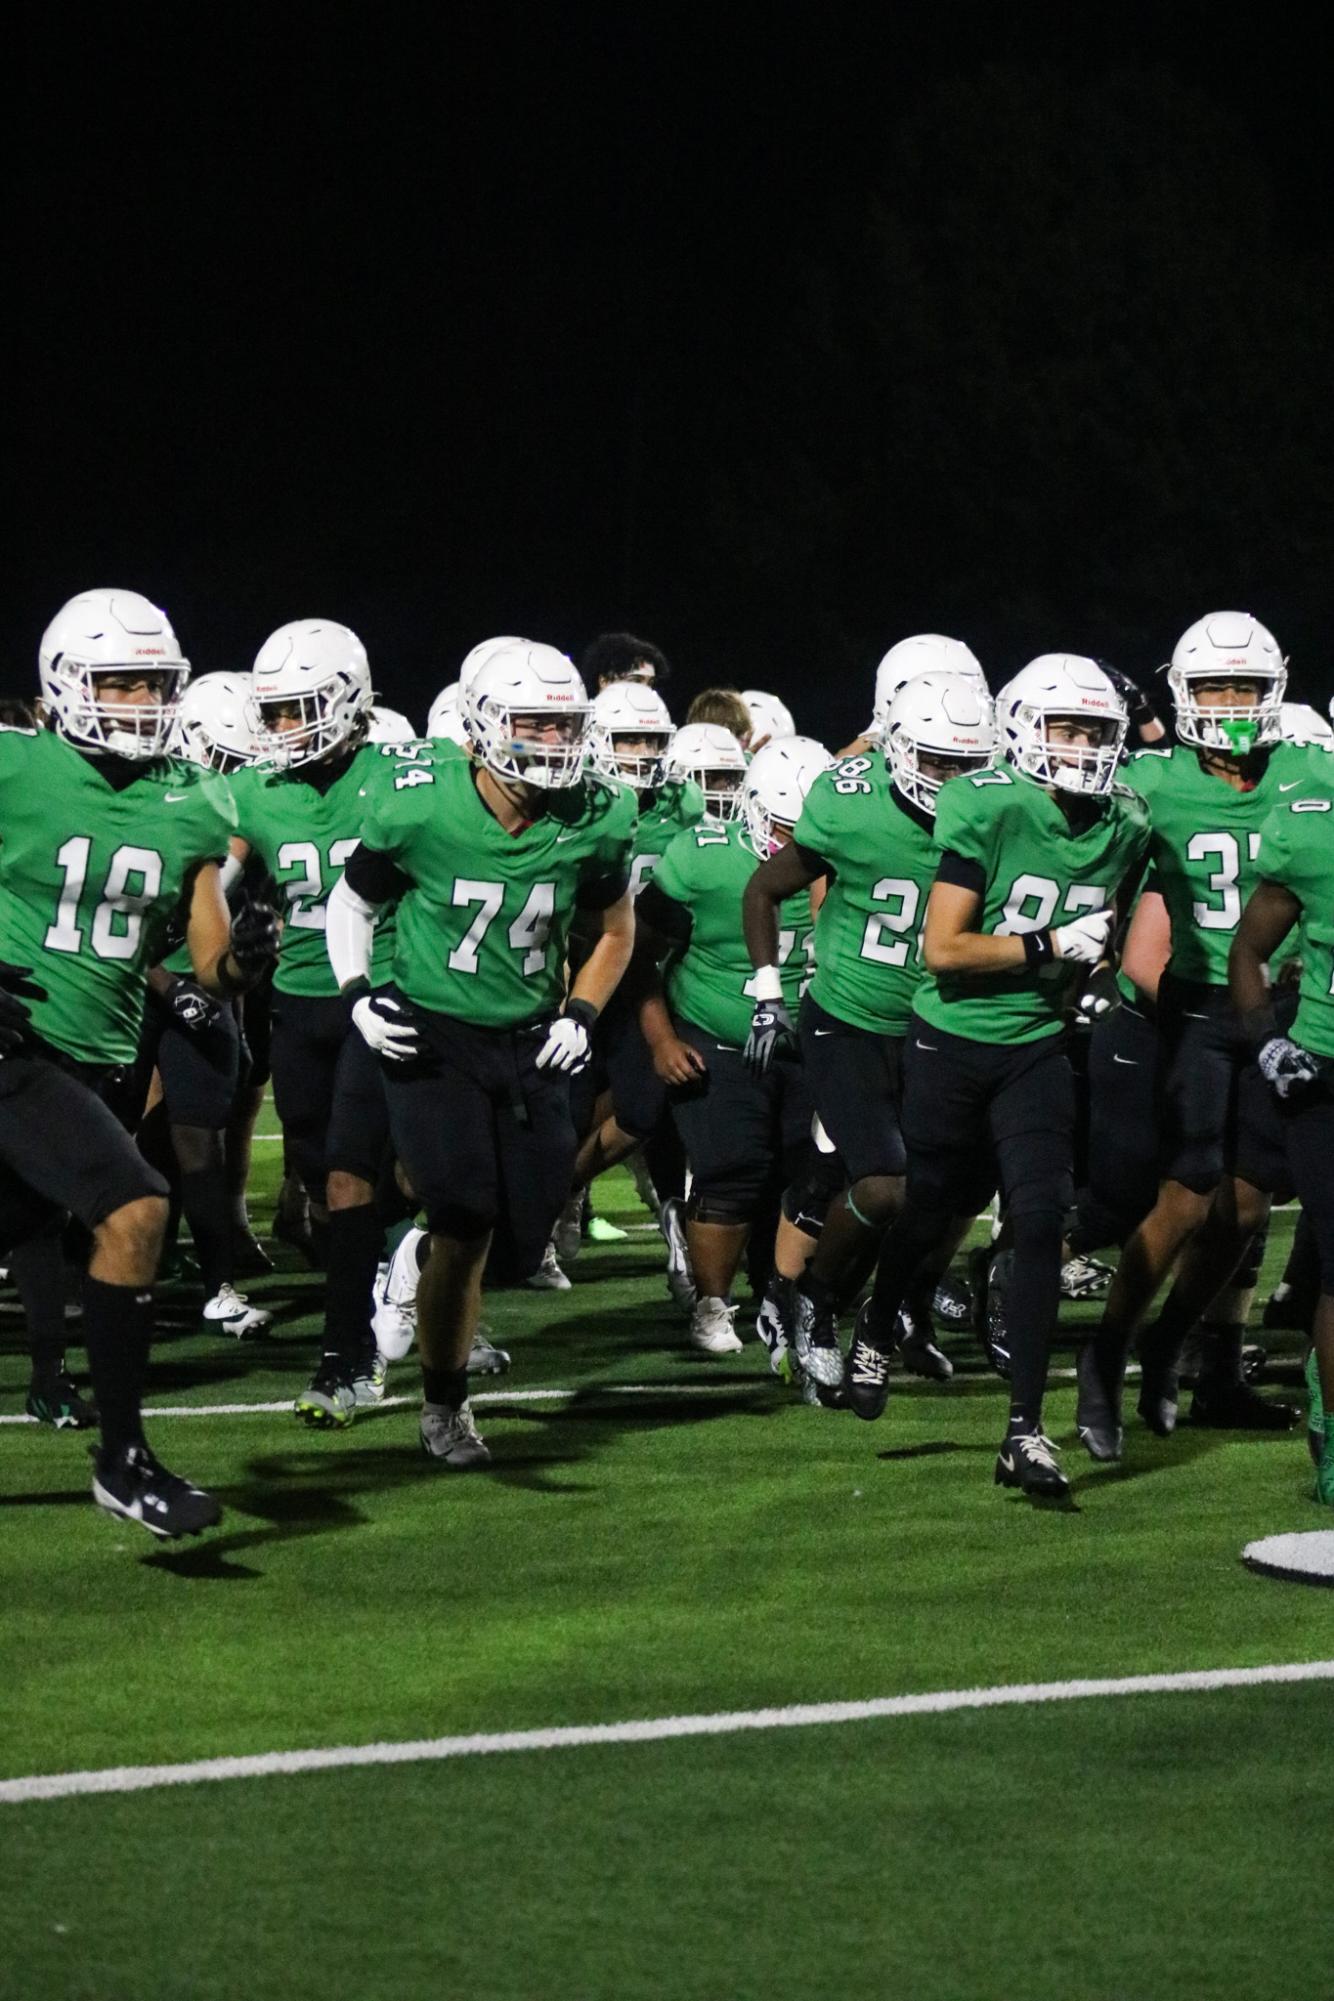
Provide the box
[4,1659,1331,1806]
[0,1382,754,1425]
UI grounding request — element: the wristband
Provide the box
[750,964,784,1003]
[1022,930,1055,970]
[565,996,599,1031]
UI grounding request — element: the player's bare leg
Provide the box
[684,1217,748,1354]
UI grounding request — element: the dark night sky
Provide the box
[16,6,1334,743]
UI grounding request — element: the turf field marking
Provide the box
[0,1383,752,1425]
[5,1659,1333,1806]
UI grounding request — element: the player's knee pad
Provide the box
[684,1183,754,1227]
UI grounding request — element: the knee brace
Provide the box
[684,1184,753,1228]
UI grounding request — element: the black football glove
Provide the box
[0,961,46,1056]
[1098,662,1158,737]
[166,979,222,1033]
[1257,1035,1323,1102]
[744,998,797,1078]
[228,899,281,981]
[1072,963,1122,1031]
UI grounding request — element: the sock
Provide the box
[422,1364,468,1408]
[1196,1321,1244,1390]
[867,1206,949,1347]
[322,1205,384,1367]
[12,1235,69,1389]
[83,1276,153,1457]
[179,1159,234,1299]
[1002,1209,1064,1431]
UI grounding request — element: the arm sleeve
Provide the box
[635,878,693,946]
[935,849,987,893]
[325,875,378,990]
[575,866,631,912]
[343,842,413,904]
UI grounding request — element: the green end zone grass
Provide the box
[3,1111,1330,1999]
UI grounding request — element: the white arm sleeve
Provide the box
[219,852,244,898]
[326,874,379,990]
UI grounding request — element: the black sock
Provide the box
[12,1235,69,1389]
[179,1159,234,1300]
[1197,1321,1244,1390]
[868,1205,950,1346]
[83,1276,153,1457]
[422,1364,468,1408]
[1002,1209,1064,1431]
[322,1205,384,1367]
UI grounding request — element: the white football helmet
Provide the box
[366,705,416,743]
[459,635,526,697]
[662,722,749,821]
[586,681,675,788]
[172,671,264,774]
[741,690,796,744]
[464,642,590,790]
[741,736,833,857]
[250,619,373,767]
[39,588,189,759]
[427,681,461,738]
[872,634,985,735]
[1167,612,1286,753]
[884,672,997,814]
[997,655,1128,796]
[1279,701,1334,749]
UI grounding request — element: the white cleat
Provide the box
[202,1282,271,1339]
[372,1228,425,1360]
[352,1352,388,1407]
[689,1294,744,1354]
[661,1197,697,1313]
[525,1240,571,1291]
[420,1400,492,1469]
[468,1325,512,1374]
[553,1191,585,1265]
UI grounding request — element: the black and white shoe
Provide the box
[979,1250,1013,1380]
[792,1284,844,1392]
[895,1298,953,1382]
[92,1442,222,1539]
[994,1429,1070,1499]
[1075,1342,1123,1461]
[756,1275,796,1378]
[26,1371,98,1431]
[845,1304,893,1421]
[1136,1324,1181,1437]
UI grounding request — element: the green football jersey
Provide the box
[913,764,1149,1045]
[0,726,236,1063]
[629,778,706,896]
[1129,742,1324,987]
[230,743,390,997]
[359,757,636,1027]
[353,738,468,987]
[1257,776,1334,1058]
[652,820,814,1046]
[794,754,938,1035]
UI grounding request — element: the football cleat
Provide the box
[468,1326,512,1375]
[660,1198,697,1313]
[756,1274,796,1377]
[351,1351,388,1407]
[994,1429,1070,1499]
[895,1298,953,1381]
[420,1400,492,1469]
[553,1191,586,1266]
[1075,1342,1123,1461]
[1059,1253,1113,1301]
[1135,1322,1180,1435]
[273,1177,321,1267]
[978,1249,1013,1380]
[294,1360,357,1429]
[845,1304,893,1420]
[689,1295,744,1354]
[524,1240,571,1291]
[92,1442,221,1539]
[629,1150,662,1220]
[232,1229,274,1279]
[792,1284,844,1391]
[202,1283,272,1340]
[1240,1342,1268,1385]
[372,1227,425,1361]
[1188,1381,1298,1431]
[26,1371,98,1430]
[932,1272,973,1326]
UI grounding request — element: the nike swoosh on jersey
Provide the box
[163,793,190,803]
[1112,1054,1138,1065]
[1279,781,1302,792]
[914,1039,939,1051]
[812,1028,837,1037]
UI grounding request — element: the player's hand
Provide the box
[744,998,797,1077]
[1100,663,1158,736]
[352,992,421,1063]
[0,961,45,1056]
[536,1001,597,1075]
[166,979,222,1033]
[1072,963,1121,1029]
[229,899,281,979]
[1257,1035,1322,1101]
[1051,909,1113,966]
[652,1033,707,1086]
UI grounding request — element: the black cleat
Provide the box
[233,1229,274,1279]
[92,1442,221,1539]
[26,1372,99,1431]
[1188,1381,1298,1432]
[294,1358,356,1428]
[792,1284,845,1393]
[896,1294,953,1381]
[845,1304,893,1420]
[979,1249,1013,1381]
[994,1429,1070,1499]
[1136,1324,1181,1436]
[1075,1343,1123,1462]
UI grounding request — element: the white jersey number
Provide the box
[44,838,165,962]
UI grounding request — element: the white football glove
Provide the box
[1051,908,1113,966]
[351,993,420,1063]
[536,1003,595,1074]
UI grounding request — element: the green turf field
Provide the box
[3,1108,1331,2000]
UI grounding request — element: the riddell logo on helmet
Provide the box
[133,647,167,656]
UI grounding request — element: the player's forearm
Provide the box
[1228,933,1272,1037]
[569,903,634,1016]
[637,984,677,1051]
[923,927,1027,975]
[741,873,783,971]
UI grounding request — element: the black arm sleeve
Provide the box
[574,866,631,913]
[636,879,694,946]
[793,841,834,884]
[935,849,987,894]
[343,843,413,904]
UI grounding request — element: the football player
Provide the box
[1080,614,1316,1453]
[580,632,672,692]
[851,657,1147,1498]
[1230,762,1334,1501]
[741,690,796,752]
[636,737,831,1353]
[840,634,986,757]
[742,671,996,1388]
[0,589,277,1535]
[326,642,636,1466]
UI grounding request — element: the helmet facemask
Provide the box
[588,724,675,790]
[1168,667,1286,756]
[693,767,745,823]
[251,677,369,769]
[1011,707,1126,796]
[470,696,590,791]
[50,658,187,761]
[886,736,994,815]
